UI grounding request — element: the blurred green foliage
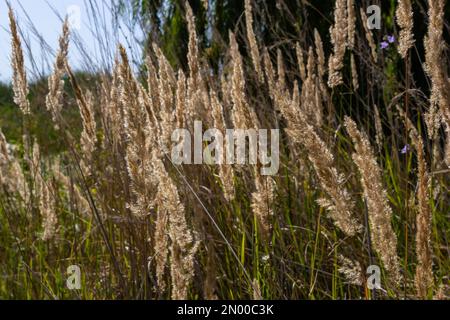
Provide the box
[0,72,102,157]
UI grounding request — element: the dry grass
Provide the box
[0,1,448,300]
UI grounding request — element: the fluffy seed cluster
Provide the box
[287,113,362,237]
[344,117,401,283]
[8,5,30,115]
[328,0,348,88]
[360,8,377,62]
[46,19,69,128]
[397,107,434,298]
[424,0,450,136]
[396,0,415,58]
[245,0,263,83]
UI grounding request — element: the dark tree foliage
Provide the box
[113,0,450,70]
[113,0,339,72]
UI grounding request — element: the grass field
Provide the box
[0,0,448,300]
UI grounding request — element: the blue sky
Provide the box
[0,0,143,82]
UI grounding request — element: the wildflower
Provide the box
[401,144,410,154]
[388,35,395,43]
[381,41,389,49]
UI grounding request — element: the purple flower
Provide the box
[401,144,410,154]
[387,35,395,43]
[381,41,389,49]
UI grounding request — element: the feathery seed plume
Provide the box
[230,32,257,129]
[338,254,363,286]
[397,107,434,297]
[245,0,263,83]
[296,43,307,82]
[251,175,275,238]
[344,117,401,283]
[284,110,362,236]
[351,53,359,90]
[153,156,198,299]
[347,0,356,50]
[424,0,450,134]
[396,0,415,58]
[8,5,30,115]
[211,89,235,200]
[360,8,378,62]
[328,0,347,88]
[46,18,70,128]
[374,105,383,151]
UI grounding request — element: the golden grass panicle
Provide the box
[220,72,231,109]
[301,47,323,127]
[314,29,326,80]
[374,105,383,151]
[344,116,401,283]
[31,141,45,216]
[424,0,450,132]
[79,90,97,173]
[292,80,300,107]
[186,1,200,86]
[118,47,157,218]
[46,18,69,128]
[104,60,125,149]
[0,130,10,169]
[414,136,433,298]
[284,111,362,237]
[0,130,28,202]
[153,157,170,292]
[396,0,415,58]
[31,141,57,241]
[31,139,41,186]
[175,70,187,129]
[153,44,177,149]
[229,31,246,127]
[230,32,257,130]
[0,130,12,190]
[40,179,57,241]
[360,8,378,62]
[296,43,306,82]
[262,47,291,124]
[351,53,359,90]
[338,254,363,286]
[245,0,263,83]
[263,47,276,98]
[8,5,30,115]
[145,55,161,119]
[277,49,286,92]
[153,156,198,299]
[347,0,356,50]
[185,0,209,123]
[10,160,29,203]
[314,30,329,104]
[425,103,442,141]
[397,106,434,298]
[251,175,275,238]
[210,89,235,201]
[328,0,347,88]
[65,63,97,174]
